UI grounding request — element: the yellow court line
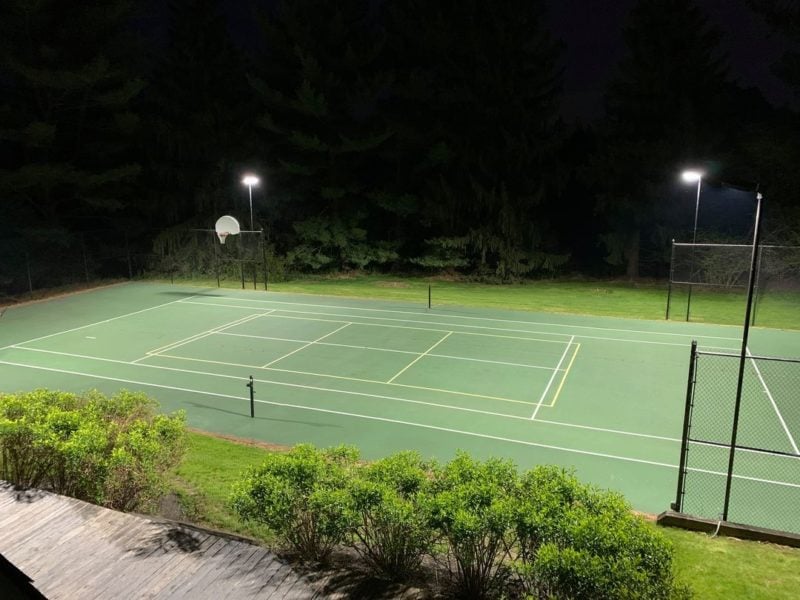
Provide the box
[545,343,581,408]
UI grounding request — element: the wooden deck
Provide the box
[0,483,327,599]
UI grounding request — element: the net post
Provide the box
[666,239,674,320]
[428,284,431,310]
[81,233,90,283]
[246,375,255,418]
[751,247,765,326]
[240,260,245,289]
[25,248,33,296]
[672,339,697,513]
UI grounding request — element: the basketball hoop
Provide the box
[214,215,241,245]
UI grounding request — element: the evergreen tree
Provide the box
[384,0,565,278]
[595,0,731,277]
[0,0,143,235]
[250,0,395,271]
[141,0,255,227]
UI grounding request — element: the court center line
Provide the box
[747,347,800,455]
[0,294,202,351]
[193,294,743,341]
[0,358,681,470]
[217,331,559,371]
[531,336,575,421]
[386,332,453,383]
[261,322,352,368]
[3,347,683,442]
[547,343,581,408]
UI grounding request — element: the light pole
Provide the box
[241,174,260,230]
[681,170,704,320]
[722,188,763,522]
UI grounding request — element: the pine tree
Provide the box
[249,0,395,271]
[141,0,256,227]
[595,0,731,277]
[0,0,143,233]
[384,0,565,277]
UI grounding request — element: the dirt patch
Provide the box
[0,280,129,309]
[188,427,292,453]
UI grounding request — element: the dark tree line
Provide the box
[1,0,798,284]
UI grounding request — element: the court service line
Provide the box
[135,312,270,362]
[181,300,567,345]
[179,299,737,349]
[387,332,453,383]
[218,331,559,371]
[3,347,682,442]
[261,322,352,368]
[531,336,575,421]
[0,294,202,352]
[197,294,742,341]
[548,343,582,408]
[747,347,800,455]
[0,358,680,470]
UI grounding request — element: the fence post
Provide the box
[125,231,133,279]
[25,249,34,295]
[81,234,90,282]
[666,239,674,320]
[672,340,698,512]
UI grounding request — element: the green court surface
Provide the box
[1,282,798,516]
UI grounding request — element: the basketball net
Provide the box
[217,231,229,245]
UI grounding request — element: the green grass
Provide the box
[660,527,800,600]
[153,273,800,330]
[167,430,800,599]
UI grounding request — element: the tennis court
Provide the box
[1,282,798,516]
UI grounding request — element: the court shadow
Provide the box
[186,402,340,429]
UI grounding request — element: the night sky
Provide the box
[548,0,795,121]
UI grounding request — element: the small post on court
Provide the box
[246,375,255,418]
[428,284,431,310]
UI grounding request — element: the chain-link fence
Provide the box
[665,242,800,323]
[673,343,800,534]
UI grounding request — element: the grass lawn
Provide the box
[166,430,800,600]
[157,273,800,330]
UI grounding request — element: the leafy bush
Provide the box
[228,446,690,598]
[0,389,186,510]
[426,452,520,599]
[514,466,690,599]
[230,444,359,563]
[346,451,435,580]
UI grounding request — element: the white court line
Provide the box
[218,331,559,371]
[2,346,683,442]
[531,336,575,420]
[196,294,742,341]
[0,358,681,470]
[261,323,352,368]
[12,356,795,489]
[747,347,800,455]
[0,294,201,351]
[387,331,453,383]
[178,299,739,349]
[134,312,269,363]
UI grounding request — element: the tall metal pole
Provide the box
[248,184,254,231]
[722,189,763,522]
[686,177,702,321]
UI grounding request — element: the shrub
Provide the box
[514,466,690,599]
[426,452,520,599]
[230,444,359,563]
[346,451,435,581]
[0,389,186,510]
